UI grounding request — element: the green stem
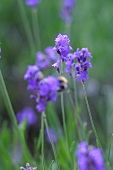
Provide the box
[82,82,111,169]
[61,92,69,150]
[0,70,34,163]
[60,61,69,150]
[32,8,41,51]
[72,75,81,141]
[82,83,100,145]
[108,134,113,162]
[17,0,35,56]
[42,112,60,170]
[41,113,45,170]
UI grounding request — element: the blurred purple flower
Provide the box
[36,52,50,70]
[45,128,57,143]
[61,0,76,23]
[36,76,60,112]
[24,65,43,91]
[76,142,105,170]
[26,0,40,8]
[74,48,92,83]
[16,107,38,126]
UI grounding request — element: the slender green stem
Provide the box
[42,112,60,170]
[61,92,69,150]
[73,76,78,108]
[41,113,45,170]
[72,75,81,141]
[82,83,100,145]
[108,134,113,162]
[17,0,35,56]
[0,70,33,163]
[32,8,41,51]
[82,82,111,169]
[60,61,69,150]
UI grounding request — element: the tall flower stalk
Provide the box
[53,34,73,150]
[64,9,81,142]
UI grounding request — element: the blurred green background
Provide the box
[0,0,113,169]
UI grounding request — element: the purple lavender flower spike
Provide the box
[36,52,50,70]
[45,46,57,62]
[45,128,57,143]
[74,48,92,83]
[16,107,38,126]
[76,142,105,170]
[26,0,40,8]
[61,0,76,23]
[53,34,72,61]
[24,65,59,112]
[24,65,43,91]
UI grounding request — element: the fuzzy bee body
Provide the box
[58,76,68,92]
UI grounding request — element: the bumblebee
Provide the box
[58,76,68,92]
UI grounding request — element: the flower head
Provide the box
[53,34,72,61]
[26,0,40,8]
[74,48,92,82]
[76,142,105,170]
[16,107,38,126]
[36,76,60,112]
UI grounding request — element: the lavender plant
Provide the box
[1,0,113,170]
